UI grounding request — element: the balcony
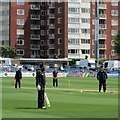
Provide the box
[49,34,55,39]
[99,24,106,29]
[49,24,55,29]
[30,14,40,20]
[49,3,55,8]
[99,34,106,39]
[99,4,106,9]
[30,44,40,50]
[30,34,40,40]
[99,44,106,49]
[99,14,106,19]
[49,13,55,18]
[31,4,40,10]
[30,24,40,30]
[49,44,55,49]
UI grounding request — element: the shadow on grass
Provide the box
[16,107,38,109]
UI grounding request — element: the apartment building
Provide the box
[90,0,119,60]
[0,0,119,59]
[7,1,68,58]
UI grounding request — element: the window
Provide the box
[58,18,62,24]
[81,49,90,54]
[58,49,62,55]
[17,19,24,25]
[16,39,24,45]
[17,0,25,5]
[81,18,90,24]
[41,10,46,16]
[81,39,90,44]
[58,38,62,44]
[81,0,90,2]
[41,50,46,56]
[68,28,80,34]
[41,40,46,46]
[111,30,117,36]
[41,30,46,36]
[92,19,95,25]
[111,0,118,6]
[17,9,24,15]
[81,29,90,34]
[92,49,95,55]
[111,50,116,56]
[58,7,62,13]
[81,8,90,13]
[17,29,24,35]
[16,49,24,55]
[58,28,62,34]
[68,8,80,13]
[68,39,80,44]
[111,10,118,16]
[41,20,46,26]
[68,18,80,24]
[111,20,118,26]
[68,49,79,54]
[111,40,115,46]
[92,9,95,15]
[41,2,46,6]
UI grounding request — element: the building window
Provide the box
[58,38,62,44]
[68,39,80,44]
[58,18,62,24]
[111,30,118,36]
[68,7,80,13]
[68,28,80,34]
[41,30,46,36]
[17,19,24,25]
[111,50,116,56]
[58,28,62,34]
[41,10,46,16]
[58,7,62,13]
[58,49,62,55]
[68,49,79,54]
[17,0,25,5]
[92,9,95,15]
[81,39,90,44]
[68,18,80,24]
[81,18,90,24]
[92,49,95,55]
[111,10,118,16]
[41,2,46,6]
[111,40,115,46]
[17,9,24,15]
[41,20,46,26]
[81,0,90,2]
[92,19,95,25]
[111,20,118,26]
[111,0,118,6]
[81,49,90,54]
[81,29,90,34]
[16,39,24,45]
[41,40,46,46]
[92,40,95,45]
[16,49,24,56]
[17,29,24,35]
[41,50,46,56]
[81,8,90,13]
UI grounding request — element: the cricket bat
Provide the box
[44,92,50,107]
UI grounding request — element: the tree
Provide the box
[0,46,16,58]
[114,29,120,60]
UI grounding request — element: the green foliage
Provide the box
[0,46,16,58]
[114,29,120,59]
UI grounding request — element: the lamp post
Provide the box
[95,0,99,69]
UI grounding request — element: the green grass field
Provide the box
[1,76,118,118]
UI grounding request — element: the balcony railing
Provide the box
[31,4,40,10]
[99,24,106,29]
[30,24,40,29]
[99,54,106,59]
[99,44,106,49]
[30,44,40,50]
[30,34,40,40]
[99,14,106,19]
[99,4,106,9]
[30,14,40,20]
[99,34,106,38]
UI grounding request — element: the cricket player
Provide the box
[53,68,58,87]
